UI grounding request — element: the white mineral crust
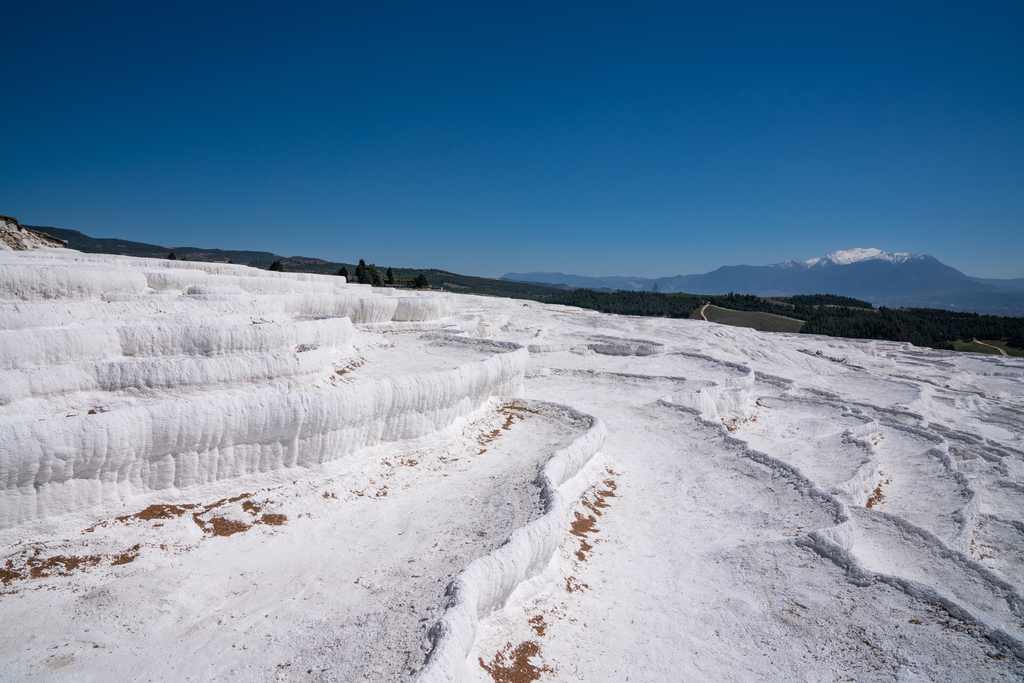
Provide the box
[0,249,1022,682]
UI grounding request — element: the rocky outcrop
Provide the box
[0,215,67,251]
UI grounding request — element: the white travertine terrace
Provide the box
[1,247,1023,682]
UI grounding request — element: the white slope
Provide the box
[0,249,1023,682]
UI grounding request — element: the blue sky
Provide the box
[2,2,1022,278]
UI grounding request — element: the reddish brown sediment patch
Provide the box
[1,545,147,589]
[479,640,552,683]
[197,516,251,537]
[5,490,288,592]
[569,513,598,562]
[866,474,890,509]
[528,615,547,637]
[191,492,288,536]
[334,357,366,377]
[722,416,756,432]
[474,404,540,454]
[110,547,139,566]
[349,455,422,497]
[27,553,104,579]
[970,539,998,563]
[565,576,589,593]
[1,559,23,586]
[569,473,618,562]
[476,412,518,454]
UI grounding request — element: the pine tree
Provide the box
[386,267,395,285]
[337,266,349,280]
[413,273,429,289]
[355,260,371,284]
[269,260,284,272]
[167,252,176,260]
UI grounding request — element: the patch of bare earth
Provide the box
[866,473,890,509]
[1,491,288,592]
[479,640,553,683]
[333,356,366,380]
[478,469,620,680]
[475,404,540,454]
[568,472,618,563]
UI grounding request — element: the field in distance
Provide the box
[690,305,805,334]
[953,339,1024,357]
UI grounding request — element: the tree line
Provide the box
[544,289,1024,350]
[340,260,429,288]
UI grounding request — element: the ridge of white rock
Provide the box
[416,400,605,683]
[0,249,484,526]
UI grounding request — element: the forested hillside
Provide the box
[545,289,1024,350]
[26,225,563,300]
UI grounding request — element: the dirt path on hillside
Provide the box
[699,303,709,321]
[972,338,1009,356]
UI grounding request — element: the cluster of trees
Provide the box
[547,290,705,318]
[350,260,384,286]
[545,289,1024,350]
[335,261,429,289]
[799,307,1024,350]
[776,294,874,309]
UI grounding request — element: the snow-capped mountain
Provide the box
[776,248,924,269]
[505,248,1024,315]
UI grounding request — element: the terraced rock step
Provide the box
[0,402,588,681]
[2,247,1023,681]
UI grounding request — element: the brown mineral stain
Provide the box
[110,548,139,566]
[570,474,617,562]
[475,403,540,454]
[479,641,552,683]
[28,554,103,579]
[866,474,890,509]
[199,516,251,537]
[565,576,589,593]
[260,513,286,526]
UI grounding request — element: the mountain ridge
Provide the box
[504,248,1024,315]
[23,223,564,300]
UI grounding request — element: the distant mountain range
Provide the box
[504,248,1024,316]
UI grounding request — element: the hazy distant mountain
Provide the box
[968,276,1024,292]
[504,248,1024,316]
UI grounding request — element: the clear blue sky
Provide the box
[3,2,1022,278]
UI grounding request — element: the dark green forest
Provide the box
[545,289,1024,350]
